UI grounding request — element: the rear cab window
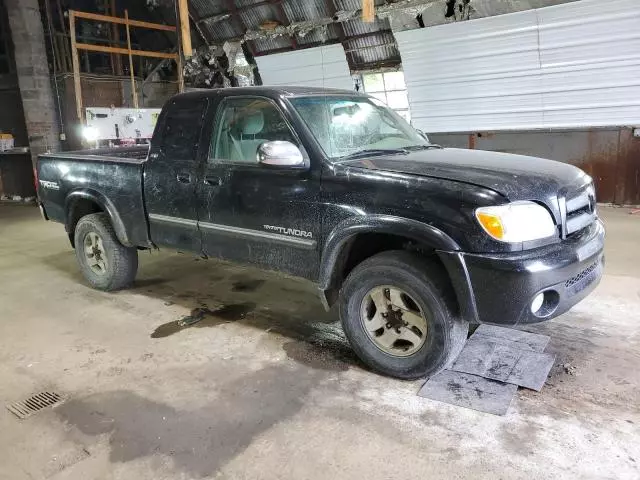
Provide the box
[156,98,208,162]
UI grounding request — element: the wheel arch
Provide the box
[65,189,131,247]
[318,215,461,309]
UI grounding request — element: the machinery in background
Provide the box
[83,107,161,147]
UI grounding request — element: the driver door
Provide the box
[195,96,320,280]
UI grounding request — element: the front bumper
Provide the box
[439,220,605,326]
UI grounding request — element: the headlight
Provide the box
[475,201,557,243]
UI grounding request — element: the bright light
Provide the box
[82,126,100,142]
[531,293,545,313]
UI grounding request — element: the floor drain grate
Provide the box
[6,392,65,419]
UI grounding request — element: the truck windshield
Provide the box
[289,95,430,161]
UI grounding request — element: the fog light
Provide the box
[531,293,545,314]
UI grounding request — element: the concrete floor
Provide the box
[0,204,638,480]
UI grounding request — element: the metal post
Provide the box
[177,53,184,93]
[124,10,139,109]
[69,11,83,123]
[110,0,123,76]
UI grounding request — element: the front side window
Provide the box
[212,97,297,164]
[290,95,428,160]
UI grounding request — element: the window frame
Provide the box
[360,71,411,122]
[208,95,308,168]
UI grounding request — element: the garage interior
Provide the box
[0,0,639,479]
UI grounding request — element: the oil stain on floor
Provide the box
[151,303,256,338]
[231,279,265,292]
[282,340,351,372]
[56,364,325,477]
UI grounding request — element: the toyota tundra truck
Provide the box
[36,86,605,379]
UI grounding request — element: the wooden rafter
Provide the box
[74,43,178,60]
[69,9,178,123]
[362,0,375,22]
[177,0,193,57]
[72,10,177,32]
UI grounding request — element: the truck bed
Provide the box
[37,146,151,248]
[42,145,150,164]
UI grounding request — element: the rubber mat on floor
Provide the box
[450,338,556,391]
[470,324,550,352]
[418,326,554,415]
[417,370,518,415]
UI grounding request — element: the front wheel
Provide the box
[74,213,138,291]
[339,251,468,379]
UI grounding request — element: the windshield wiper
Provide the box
[403,144,443,151]
[334,148,410,162]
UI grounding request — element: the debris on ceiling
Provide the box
[383,0,580,31]
[183,40,254,88]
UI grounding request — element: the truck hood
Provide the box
[338,147,590,202]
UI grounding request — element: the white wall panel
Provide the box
[537,0,640,128]
[396,0,640,132]
[255,44,353,90]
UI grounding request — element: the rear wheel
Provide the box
[339,251,468,379]
[74,213,138,291]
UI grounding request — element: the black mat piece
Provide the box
[471,324,550,352]
[418,370,518,415]
[450,338,556,391]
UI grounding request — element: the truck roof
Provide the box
[174,85,360,101]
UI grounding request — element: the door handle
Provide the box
[176,172,191,184]
[204,175,222,186]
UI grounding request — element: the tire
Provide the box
[339,250,468,380]
[73,213,138,291]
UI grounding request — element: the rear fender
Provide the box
[65,189,131,246]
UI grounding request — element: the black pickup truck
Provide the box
[36,86,604,379]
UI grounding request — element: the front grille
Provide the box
[561,184,596,238]
[565,261,598,289]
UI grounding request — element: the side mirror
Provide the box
[257,141,305,167]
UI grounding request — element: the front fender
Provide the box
[318,214,460,292]
[65,189,131,246]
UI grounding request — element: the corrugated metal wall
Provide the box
[396,0,640,133]
[430,127,640,205]
[254,44,353,90]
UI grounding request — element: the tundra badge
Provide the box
[39,180,60,190]
[263,225,313,238]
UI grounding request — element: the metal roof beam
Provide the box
[274,0,297,49]
[223,0,257,57]
[198,0,284,25]
[342,29,392,43]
